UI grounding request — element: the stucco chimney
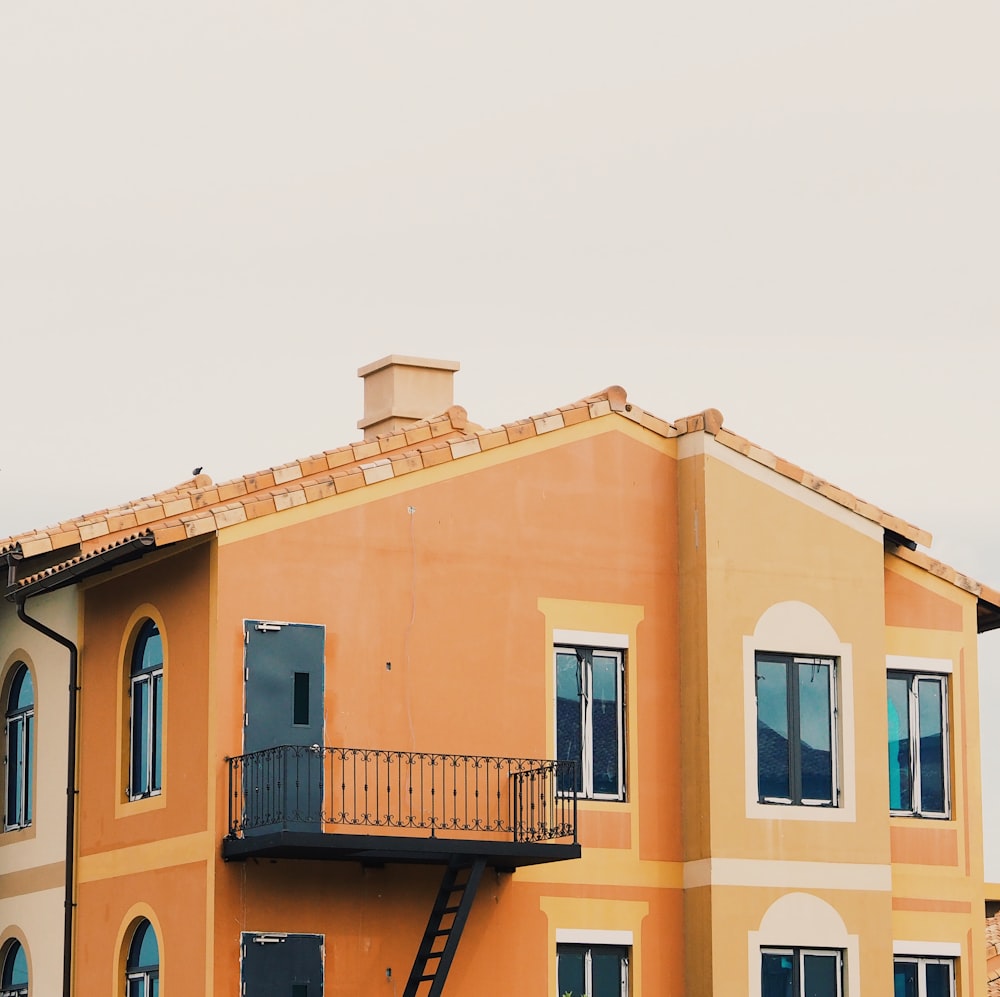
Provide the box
[357,355,460,441]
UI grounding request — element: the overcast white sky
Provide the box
[2,3,999,869]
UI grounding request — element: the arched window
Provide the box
[5,664,34,830]
[0,939,28,997]
[129,622,163,800]
[126,920,159,997]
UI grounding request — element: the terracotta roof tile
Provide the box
[361,460,394,486]
[273,488,307,512]
[5,387,995,611]
[378,433,408,454]
[333,469,366,494]
[504,419,536,442]
[475,429,509,452]
[404,424,434,446]
[272,463,303,486]
[389,452,424,476]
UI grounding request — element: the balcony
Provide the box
[223,744,581,869]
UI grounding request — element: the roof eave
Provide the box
[5,533,158,602]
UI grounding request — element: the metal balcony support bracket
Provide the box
[403,856,487,997]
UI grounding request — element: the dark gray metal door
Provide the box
[241,932,323,997]
[244,621,325,832]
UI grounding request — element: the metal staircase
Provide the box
[402,856,487,997]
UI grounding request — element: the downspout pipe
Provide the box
[16,597,78,997]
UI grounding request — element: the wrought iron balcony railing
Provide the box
[227,745,578,846]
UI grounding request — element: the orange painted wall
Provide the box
[210,427,683,995]
[74,543,212,993]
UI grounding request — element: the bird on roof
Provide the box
[192,466,203,476]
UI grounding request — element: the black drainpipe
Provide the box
[16,596,78,997]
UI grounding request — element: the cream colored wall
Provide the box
[0,586,76,990]
[0,887,64,995]
[0,589,74,865]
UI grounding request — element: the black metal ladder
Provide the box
[402,856,487,997]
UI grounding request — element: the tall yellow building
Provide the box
[0,357,996,996]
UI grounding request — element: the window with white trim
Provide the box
[755,653,838,806]
[129,621,163,800]
[556,646,625,800]
[557,943,628,997]
[887,672,949,818]
[761,947,842,996]
[126,919,159,997]
[893,955,955,996]
[0,939,28,997]
[4,664,34,830]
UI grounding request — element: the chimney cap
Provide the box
[357,354,460,378]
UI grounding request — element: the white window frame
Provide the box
[129,634,163,802]
[760,946,843,997]
[887,670,950,819]
[754,653,839,808]
[4,671,34,830]
[556,940,629,997]
[555,644,625,801]
[892,954,956,996]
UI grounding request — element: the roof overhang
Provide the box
[5,532,157,602]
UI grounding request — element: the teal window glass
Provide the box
[756,654,836,806]
[887,672,949,817]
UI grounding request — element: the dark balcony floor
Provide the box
[222,829,581,870]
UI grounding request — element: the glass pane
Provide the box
[293,672,310,726]
[798,662,833,803]
[25,714,34,824]
[887,676,912,810]
[126,977,145,997]
[137,922,159,967]
[138,623,163,673]
[2,941,28,986]
[591,654,621,797]
[6,717,23,825]
[557,945,586,997]
[802,951,838,997]
[556,653,582,793]
[761,951,794,997]
[591,946,623,997]
[917,679,946,813]
[756,659,790,800]
[152,674,163,792]
[925,961,952,997]
[132,678,150,795]
[10,665,32,710]
[893,960,917,997]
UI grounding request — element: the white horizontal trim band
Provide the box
[893,940,962,957]
[553,629,629,649]
[684,858,892,892]
[556,929,634,946]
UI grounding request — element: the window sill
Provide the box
[747,799,855,823]
[0,823,36,846]
[118,790,166,818]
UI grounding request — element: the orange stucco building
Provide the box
[1,356,997,996]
